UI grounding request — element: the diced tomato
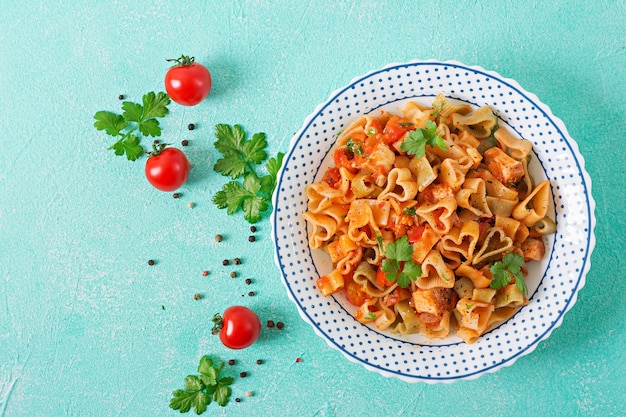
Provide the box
[381,115,413,145]
[322,167,341,188]
[376,268,391,287]
[344,273,371,307]
[332,147,364,172]
[407,224,425,244]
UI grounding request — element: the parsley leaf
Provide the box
[399,120,447,158]
[214,124,268,179]
[94,92,170,161]
[489,253,528,294]
[212,124,284,223]
[170,355,234,414]
[385,236,413,262]
[380,235,422,288]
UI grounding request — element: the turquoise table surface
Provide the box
[1,1,624,416]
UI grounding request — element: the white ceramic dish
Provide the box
[271,60,595,383]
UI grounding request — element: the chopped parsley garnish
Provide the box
[380,235,422,288]
[403,207,417,216]
[366,127,377,136]
[365,311,376,321]
[169,356,234,414]
[346,138,363,155]
[431,100,445,118]
[489,253,528,294]
[399,120,447,158]
[212,124,284,223]
[94,91,171,161]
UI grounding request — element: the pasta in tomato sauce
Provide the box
[303,94,556,344]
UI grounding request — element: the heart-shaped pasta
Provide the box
[456,177,492,218]
[408,156,437,192]
[472,227,514,267]
[494,125,534,161]
[438,159,466,192]
[451,106,498,138]
[417,250,455,289]
[415,195,457,235]
[494,215,529,243]
[377,167,418,202]
[440,220,481,264]
[346,199,391,247]
[302,210,345,249]
[512,180,551,227]
[432,93,472,119]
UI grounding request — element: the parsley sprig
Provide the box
[212,124,284,223]
[169,356,234,414]
[94,92,171,161]
[489,253,528,294]
[399,120,447,158]
[379,235,422,288]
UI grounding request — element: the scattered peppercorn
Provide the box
[239,372,247,378]
[276,322,285,329]
[181,139,189,146]
[228,359,236,365]
[246,391,253,397]
[187,123,195,130]
[187,202,194,209]
[222,259,229,266]
[295,357,302,363]
[250,226,257,233]
[267,320,275,328]
[256,359,263,365]
[233,258,242,265]
[248,236,256,242]
[230,272,237,278]
[248,291,255,297]
[118,94,124,100]
[215,234,223,242]
[202,270,209,276]
[193,293,201,300]
[173,193,180,199]
[235,398,241,403]
[245,278,252,285]
[148,259,155,266]
[154,139,160,144]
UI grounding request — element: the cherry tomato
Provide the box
[212,306,261,350]
[164,55,212,106]
[145,146,189,192]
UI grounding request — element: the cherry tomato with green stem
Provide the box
[212,306,261,350]
[164,55,212,106]
[145,144,189,192]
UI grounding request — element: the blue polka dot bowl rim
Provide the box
[270,60,596,383]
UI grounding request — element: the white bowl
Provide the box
[271,60,595,382]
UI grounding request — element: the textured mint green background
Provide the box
[1,1,625,416]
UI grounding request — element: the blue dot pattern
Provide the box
[271,60,596,383]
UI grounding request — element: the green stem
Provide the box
[245,161,260,180]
